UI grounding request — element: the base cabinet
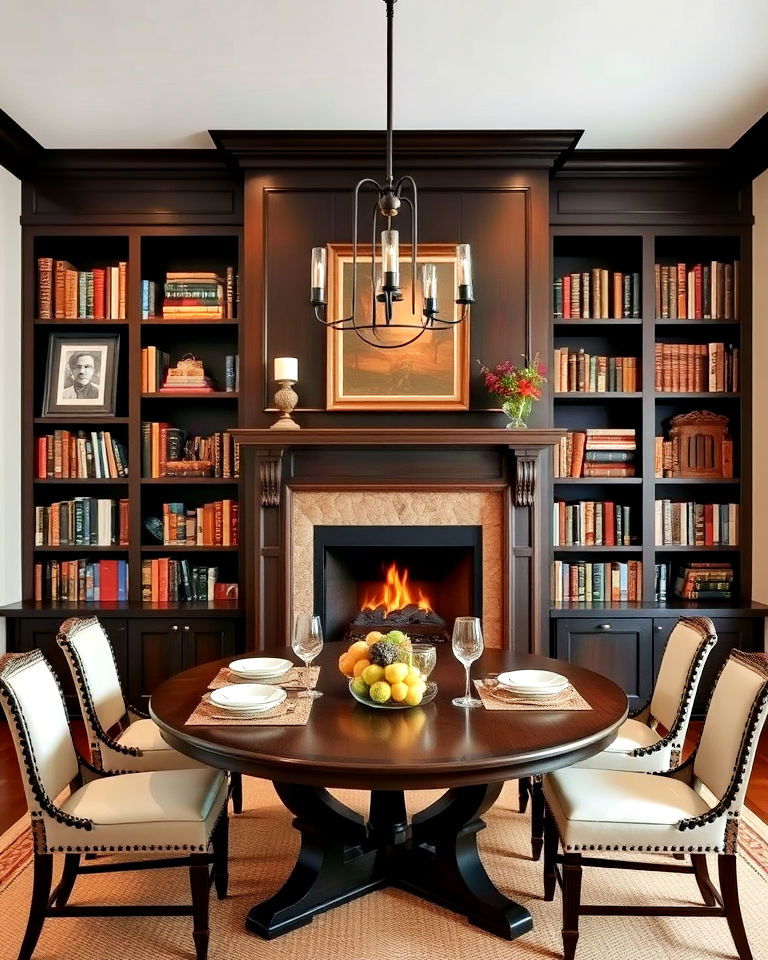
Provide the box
[2,612,242,717]
[552,612,765,717]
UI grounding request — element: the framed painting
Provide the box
[42,333,120,417]
[326,243,470,410]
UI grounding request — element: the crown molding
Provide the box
[556,148,734,179]
[209,129,583,171]
[729,110,768,181]
[30,148,234,178]
[0,106,43,179]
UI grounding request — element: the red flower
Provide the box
[537,363,547,377]
[517,378,535,397]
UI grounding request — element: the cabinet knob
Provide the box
[596,623,612,630]
[656,625,664,632]
[171,624,179,631]
[183,625,190,631]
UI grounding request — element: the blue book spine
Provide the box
[118,561,128,601]
[141,280,149,320]
[93,562,100,602]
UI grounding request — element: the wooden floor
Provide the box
[0,720,767,836]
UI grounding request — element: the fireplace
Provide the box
[313,525,482,644]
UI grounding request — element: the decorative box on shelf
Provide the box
[159,355,214,393]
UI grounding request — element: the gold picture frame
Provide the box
[326,243,470,410]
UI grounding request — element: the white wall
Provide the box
[0,167,21,651]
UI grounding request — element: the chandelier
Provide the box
[310,0,474,349]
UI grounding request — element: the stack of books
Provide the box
[36,429,127,479]
[552,560,643,603]
[141,423,239,479]
[674,562,733,600]
[37,258,126,319]
[34,558,129,602]
[654,342,739,392]
[144,268,237,320]
[141,558,237,602]
[655,500,739,546]
[555,429,637,478]
[552,348,638,392]
[654,260,739,320]
[553,268,641,319]
[159,500,239,546]
[35,498,129,547]
[553,501,633,546]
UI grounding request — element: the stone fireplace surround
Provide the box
[230,428,563,652]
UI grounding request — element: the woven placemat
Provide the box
[208,665,320,691]
[185,692,313,726]
[474,679,592,711]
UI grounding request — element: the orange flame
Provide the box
[361,562,432,617]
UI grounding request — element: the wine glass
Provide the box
[292,615,324,698]
[409,643,437,680]
[451,617,484,708]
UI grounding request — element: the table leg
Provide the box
[397,782,533,940]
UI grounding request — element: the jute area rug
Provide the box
[2,778,768,960]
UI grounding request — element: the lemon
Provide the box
[384,662,408,684]
[362,664,385,686]
[369,681,392,704]
[390,681,409,702]
[350,675,369,697]
[404,668,423,687]
[404,686,423,706]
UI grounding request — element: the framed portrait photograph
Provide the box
[325,243,470,411]
[42,333,120,417]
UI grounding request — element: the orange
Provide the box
[338,652,356,676]
[353,658,371,678]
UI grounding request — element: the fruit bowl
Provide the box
[349,679,438,710]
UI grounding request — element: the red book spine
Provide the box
[214,501,223,545]
[694,264,703,319]
[92,268,106,319]
[100,560,119,602]
[562,274,571,319]
[604,503,616,546]
[704,504,713,545]
[158,558,169,602]
[37,436,47,478]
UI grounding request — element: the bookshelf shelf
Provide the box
[33,318,130,326]
[654,478,739,485]
[553,546,642,553]
[140,545,239,553]
[554,478,643,486]
[141,392,239,400]
[553,393,642,400]
[34,417,130,425]
[553,318,644,327]
[140,318,239,326]
[654,545,740,553]
[654,392,739,399]
[33,478,129,485]
[654,318,741,326]
[140,478,239,486]
[33,545,129,553]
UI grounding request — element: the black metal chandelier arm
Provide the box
[397,190,417,315]
[424,304,471,326]
[354,176,386,320]
[351,321,432,350]
[312,305,355,328]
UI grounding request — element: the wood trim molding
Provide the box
[232,427,564,448]
[555,149,734,179]
[256,449,283,507]
[729,110,768,181]
[0,106,43,179]
[210,130,583,171]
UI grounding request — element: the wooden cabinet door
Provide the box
[180,619,237,671]
[15,618,128,717]
[555,618,653,711]
[127,619,182,709]
[653,617,757,717]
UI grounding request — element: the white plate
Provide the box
[229,657,293,678]
[498,684,569,698]
[497,670,567,690]
[210,684,287,711]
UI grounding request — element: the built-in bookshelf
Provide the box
[550,227,750,612]
[25,228,243,610]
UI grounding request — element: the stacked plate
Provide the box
[496,670,569,698]
[209,683,287,714]
[228,657,293,681]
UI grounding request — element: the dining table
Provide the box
[150,642,628,943]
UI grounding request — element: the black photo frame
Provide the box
[42,333,120,417]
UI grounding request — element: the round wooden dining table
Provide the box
[150,643,627,943]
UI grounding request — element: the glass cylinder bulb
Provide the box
[311,246,327,303]
[422,263,438,300]
[456,244,472,287]
[381,229,400,289]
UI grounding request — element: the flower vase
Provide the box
[502,396,532,429]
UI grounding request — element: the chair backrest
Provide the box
[0,650,79,816]
[649,616,717,738]
[56,617,127,743]
[694,650,768,808]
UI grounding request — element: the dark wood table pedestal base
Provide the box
[245,781,533,942]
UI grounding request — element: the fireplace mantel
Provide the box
[231,427,564,508]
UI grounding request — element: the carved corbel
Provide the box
[256,448,284,507]
[514,452,538,507]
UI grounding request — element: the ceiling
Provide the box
[2,0,768,152]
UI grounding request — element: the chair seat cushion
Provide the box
[604,718,661,753]
[49,768,228,852]
[544,767,719,853]
[570,718,671,773]
[106,719,208,772]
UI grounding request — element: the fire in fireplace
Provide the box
[313,525,482,644]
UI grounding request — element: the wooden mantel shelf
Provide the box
[232,428,565,508]
[230,427,564,448]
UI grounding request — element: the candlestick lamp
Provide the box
[270,357,300,430]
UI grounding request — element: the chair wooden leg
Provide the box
[530,778,545,861]
[543,808,559,901]
[562,852,582,960]
[189,854,211,960]
[718,854,753,960]
[691,853,718,907]
[212,813,229,900]
[230,772,243,815]
[18,853,53,960]
[55,853,80,908]
[518,776,530,814]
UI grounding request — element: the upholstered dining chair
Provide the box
[541,649,768,960]
[524,615,718,859]
[56,615,243,813]
[0,649,229,960]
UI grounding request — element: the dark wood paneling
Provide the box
[290,448,505,483]
[127,620,180,706]
[180,619,237,669]
[0,106,43,179]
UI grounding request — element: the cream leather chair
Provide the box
[0,649,229,960]
[56,616,242,812]
[526,615,718,859]
[541,649,768,960]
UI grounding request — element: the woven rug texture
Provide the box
[1,778,767,960]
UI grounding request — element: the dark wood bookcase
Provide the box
[547,169,767,711]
